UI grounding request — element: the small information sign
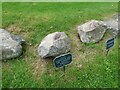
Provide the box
[106,38,114,50]
[53,53,72,68]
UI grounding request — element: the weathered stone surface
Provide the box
[104,14,119,37]
[11,35,26,45]
[0,29,24,60]
[38,32,71,58]
[77,20,107,43]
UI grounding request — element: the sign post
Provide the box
[63,66,66,75]
[106,38,114,56]
[53,53,72,76]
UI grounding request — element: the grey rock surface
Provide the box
[38,32,71,58]
[0,29,24,60]
[104,14,119,37]
[11,35,26,45]
[77,20,107,43]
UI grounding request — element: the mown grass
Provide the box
[2,2,119,88]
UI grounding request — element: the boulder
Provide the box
[0,29,24,60]
[11,34,26,45]
[104,14,119,37]
[77,20,107,43]
[38,32,71,58]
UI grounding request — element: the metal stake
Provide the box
[63,66,66,73]
[106,49,110,56]
[63,66,66,76]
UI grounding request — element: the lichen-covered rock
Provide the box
[77,20,107,43]
[0,29,24,60]
[38,32,71,58]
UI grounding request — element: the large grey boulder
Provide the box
[38,32,71,58]
[0,29,24,60]
[77,20,107,43]
[104,14,119,37]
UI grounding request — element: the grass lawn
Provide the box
[2,2,119,88]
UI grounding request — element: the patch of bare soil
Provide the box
[30,58,46,81]
[7,24,21,33]
[68,27,98,69]
[7,24,31,39]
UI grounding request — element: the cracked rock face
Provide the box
[0,29,24,60]
[38,32,71,58]
[77,20,107,43]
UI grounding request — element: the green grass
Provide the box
[2,0,120,2]
[2,2,119,88]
